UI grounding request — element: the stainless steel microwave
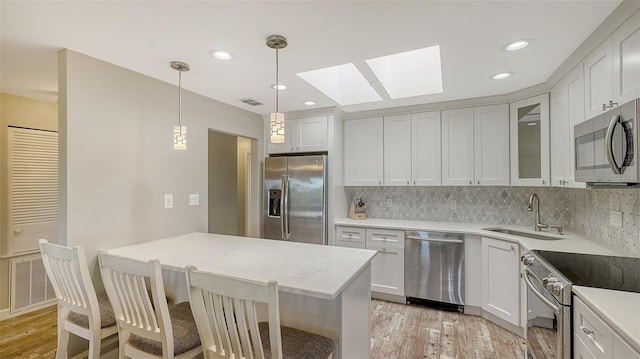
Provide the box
[574,98,639,185]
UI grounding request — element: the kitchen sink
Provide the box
[483,227,563,240]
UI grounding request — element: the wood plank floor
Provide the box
[0,300,526,358]
[370,299,526,359]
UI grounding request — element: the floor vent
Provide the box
[10,254,56,314]
[240,98,263,106]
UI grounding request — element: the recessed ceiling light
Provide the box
[492,72,513,80]
[303,101,316,106]
[209,49,232,61]
[503,39,532,52]
[297,63,382,106]
[271,84,287,90]
[527,122,538,126]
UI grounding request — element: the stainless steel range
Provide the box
[522,250,640,359]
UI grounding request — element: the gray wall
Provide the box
[59,49,264,284]
[347,186,639,256]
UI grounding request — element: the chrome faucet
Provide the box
[527,193,548,232]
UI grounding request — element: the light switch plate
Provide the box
[610,210,623,227]
[386,198,393,208]
[164,194,173,209]
[189,194,200,206]
[450,199,457,210]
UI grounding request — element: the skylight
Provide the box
[297,63,382,106]
[365,45,443,99]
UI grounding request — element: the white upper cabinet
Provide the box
[474,104,510,186]
[584,39,614,119]
[269,116,328,154]
[384,114,412,186]
[411,111,442,186]
[344,117,384,186]
[551,65,587,188]
[612,9,640,105]
[510,94,550,186]
[442,105,509,186]
[584,9,640,119]
[442,108,475,185]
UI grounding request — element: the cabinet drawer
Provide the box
[366,228,404,247]
[574,296,614,359]
[336,226,366,244]
[574,334,598,359]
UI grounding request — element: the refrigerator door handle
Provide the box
[282,174,290,240]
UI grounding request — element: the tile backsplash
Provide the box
[346,186,640,256]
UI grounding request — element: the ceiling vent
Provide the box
[240,98,263,106]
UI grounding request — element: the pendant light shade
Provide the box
[171,61,190,150]
[267,35,287,144]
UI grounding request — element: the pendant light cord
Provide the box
[275,47,279,114]
[178,70,182,127]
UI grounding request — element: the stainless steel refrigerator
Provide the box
[264,155,327,245]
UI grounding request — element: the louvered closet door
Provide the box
[8,127,58,254]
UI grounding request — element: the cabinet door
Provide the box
[268,119,294,154]
[412,111,441,186]
[612,9,640,106]
[474,104,510,186]
[551,65,586,188]
[584,39,614,119]
[296,116,328,152]
[442,108,475,185]
[344,117,384,186]
[614,333,640,359]
[574,334,599,359]
[510,94,550,186]
[367,243,404,296]
[481,237,520,326]
[384,114,412,186]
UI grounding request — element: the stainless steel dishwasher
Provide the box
[405,230,464,312]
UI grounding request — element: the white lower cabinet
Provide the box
[481,236,520,326]
[334,226,404,298]
[574,295,640,359]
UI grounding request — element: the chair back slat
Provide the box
[98,251,173,351]
[186,267,280,359]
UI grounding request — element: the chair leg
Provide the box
[55,328,70,359]
[88,332,101,359]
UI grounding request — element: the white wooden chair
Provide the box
[38,239,118,359]
[185,266,335,359]
[98,251,202,359]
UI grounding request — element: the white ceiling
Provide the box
[1,1,621,115]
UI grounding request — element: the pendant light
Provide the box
[171,61,190,150]
[267,35,287,144]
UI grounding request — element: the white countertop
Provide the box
[334,218,631,256]
[106,232,377,300]
[573,286,640,353]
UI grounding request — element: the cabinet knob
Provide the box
[542,180,546,185]
[291,147,294,151]
[379,181,382,185]
[477,180,480,185]
[296,147,299,151]
[469,180,472,185]
[407,181,410,185]
[413,181,416,185]
[14,228,23,234]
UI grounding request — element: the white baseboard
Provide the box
[0,301,56,321]
[0,308,10,321]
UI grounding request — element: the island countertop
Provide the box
[105,232,377,300]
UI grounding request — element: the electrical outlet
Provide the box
[450,199,457,210]
[164,194,173,209]
[189,194,200,206]
[610,210,623,227]
[386,198,393,208]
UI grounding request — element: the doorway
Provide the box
[208,130,256,237]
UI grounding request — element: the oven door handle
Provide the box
[523,271,561,314]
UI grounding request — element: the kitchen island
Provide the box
[105,232,376,359]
